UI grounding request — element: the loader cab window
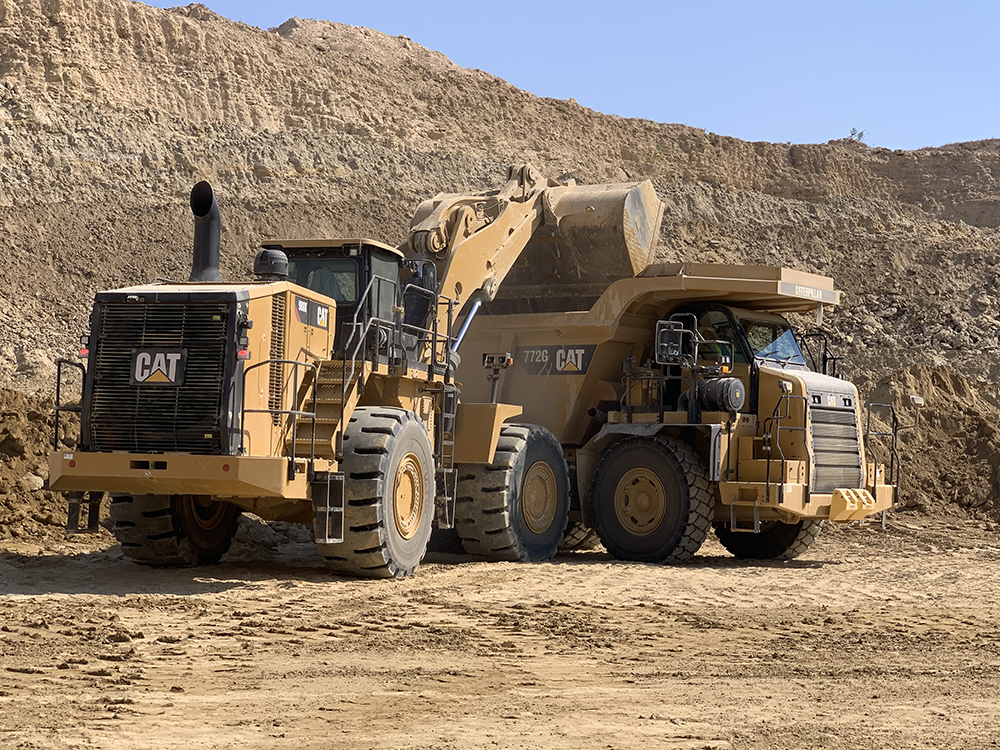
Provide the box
[287,257,359,305]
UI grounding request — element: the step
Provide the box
[289,436,337,458]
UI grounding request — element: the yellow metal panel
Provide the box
[736,459,806,484]
[453,403,522,464]
[49,451,308,500]
[829,488,883,522]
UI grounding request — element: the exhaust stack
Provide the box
[189,181,222,282]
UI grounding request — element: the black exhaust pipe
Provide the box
[189,181,222,282]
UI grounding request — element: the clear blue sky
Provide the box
[147,0,998,150]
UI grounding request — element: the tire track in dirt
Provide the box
[2,517,1000,749]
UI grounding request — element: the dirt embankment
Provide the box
[0,0,999,523]
[0,389,73,544]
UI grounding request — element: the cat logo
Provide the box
[555,348,587,373]
[131,348,188,386]
[515,345,596,376]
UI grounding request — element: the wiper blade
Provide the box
[757,353,805,369]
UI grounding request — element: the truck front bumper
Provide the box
[719,482,894,522]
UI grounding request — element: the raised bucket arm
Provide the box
[405,164,665,338]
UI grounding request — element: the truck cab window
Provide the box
[695,309,746,363]
[735,311,808,369]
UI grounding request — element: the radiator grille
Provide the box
[89,303,231,453]
[809,406,863,493]
[268,294,286,426]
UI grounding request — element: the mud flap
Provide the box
[66,491,103,534]
[312,472,345,544]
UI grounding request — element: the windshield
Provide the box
[287,258,358,304]
[738,314,808,368]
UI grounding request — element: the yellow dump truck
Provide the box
[455,262,918,561]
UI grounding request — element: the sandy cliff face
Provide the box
[0,0,998,522]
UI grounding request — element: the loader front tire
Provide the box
[318,407,434,578]
[110,494,241,567]
[590,436,712,563]
[455,424,570,562]
[714,519,823,560]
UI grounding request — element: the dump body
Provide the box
[458,262,892,528]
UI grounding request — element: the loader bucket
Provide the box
[490,180,664,314]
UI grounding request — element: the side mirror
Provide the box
[778,380,793,395]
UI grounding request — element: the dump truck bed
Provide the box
[460,263,840,445]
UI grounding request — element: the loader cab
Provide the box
[262,239,404,352]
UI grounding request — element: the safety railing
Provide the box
[621,315,736,424]
[241,358,318,478]
[339,274,396,407]
[796,332,842,378]
[399,285,457,377]
[52,359,86,450]
[863,403,902,506]
[335,275,457,461]
[762,392,808,507]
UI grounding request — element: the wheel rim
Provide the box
[613,467,666,536]
[188,495,227,531]
[393,453,424,540]
[522,460,558,534]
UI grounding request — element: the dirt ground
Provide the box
[2,514,999,750]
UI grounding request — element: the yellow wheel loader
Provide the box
[49,166,663,578]
[457,262,922,562]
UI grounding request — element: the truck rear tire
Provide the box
[559,521,601,552]
[590,436,712,563]
[110,494,241,567]
[319,407,434,579]
[714,519,823,560]
[456,424,570,562]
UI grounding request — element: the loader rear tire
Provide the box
[558,521,601,552]
[714,519,823,560]
[590,436,712,563]
[455,424,570,562]
[318,407,434,579]
[110,494,241,567]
